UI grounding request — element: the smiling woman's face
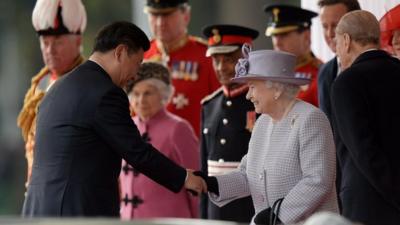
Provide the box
[246,80,275,115]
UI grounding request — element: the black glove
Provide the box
[193,171,219,195]
[253,207,282,225]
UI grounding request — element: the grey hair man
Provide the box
[18,0,87,188]
[331,10,400,225]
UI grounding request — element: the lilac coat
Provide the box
[120,109,199,219]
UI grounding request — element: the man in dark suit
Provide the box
[22,21,206,217]
[317,1,361,211]
[199,24,258,223]
[317,0,360,122]
[331,10,400,225]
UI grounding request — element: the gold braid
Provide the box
[17,55,85,140]
[17,66,48,141]
[17,55,85,186]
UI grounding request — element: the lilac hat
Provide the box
[232,44,311,86]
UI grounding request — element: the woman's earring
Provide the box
[274,94,279,100]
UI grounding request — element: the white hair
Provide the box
[136,78,174,106]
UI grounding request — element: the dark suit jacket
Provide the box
[318,56,338,123]
[331,50,400,225]
[317,57,342,209]
[22,61,186,217]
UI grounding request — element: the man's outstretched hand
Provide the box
[193,171,219,195]
[185,169,207,196]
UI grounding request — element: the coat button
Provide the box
[222,118,228,125]
[226,100,232,107]
[203,128,209,134]
[220,138,226,145]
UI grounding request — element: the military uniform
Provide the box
[200,87,255,222]
[264,4,321,107]
[17,0,86,186]
[295,52,322,107]
[199,24,259,223]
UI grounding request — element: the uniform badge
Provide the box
[295,72,312,91]
[273,8,280,23]
[171,60,199,81]
[212,28,221,44]
[172,93,189,109]
[246,111,256,132]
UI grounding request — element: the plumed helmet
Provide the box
[32,0,87,36]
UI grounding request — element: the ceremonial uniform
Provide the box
[199,24,259,223]
[200,87,255,222]
[295,52,322,107]
[17,0,86,186]
[144,37,219,136]
[264,4,321,107]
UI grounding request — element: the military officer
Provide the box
[200,24,258,223]
[264,4,322,107]
[17,0,86,187]
[143,0,220,136]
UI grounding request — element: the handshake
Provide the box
[184,170,219,196]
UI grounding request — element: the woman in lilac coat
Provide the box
[195,46,338,224]
[120,62,199,219]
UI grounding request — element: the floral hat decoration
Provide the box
[232,43,311,86]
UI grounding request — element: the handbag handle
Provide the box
[269,198,284,225]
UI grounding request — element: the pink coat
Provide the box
[120,109,199,219]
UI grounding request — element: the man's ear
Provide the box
[114,44,126,62]
[343,33,351,53]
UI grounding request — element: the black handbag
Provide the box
[269,198,284,225]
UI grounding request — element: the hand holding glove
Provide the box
[193,171,219,195]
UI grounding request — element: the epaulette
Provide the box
[201,87,223,105]
[191,36,208,46]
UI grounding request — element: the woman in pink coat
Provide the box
[120,62,199,219]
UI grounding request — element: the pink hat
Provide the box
[232,44,311,86]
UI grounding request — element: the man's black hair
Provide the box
[93,21,150,54]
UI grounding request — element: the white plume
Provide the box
[60,0,87,33]
[32,0,87,33]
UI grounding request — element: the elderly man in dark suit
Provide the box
[332,10,400,225]
[22,21,206,217]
